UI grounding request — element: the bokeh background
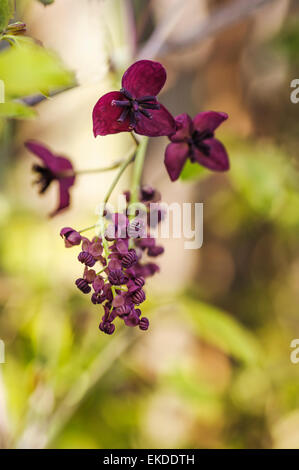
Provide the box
[1,0,299,449]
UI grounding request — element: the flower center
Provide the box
[190,129,214,158]
[32,164,55,193]
[112,88,160,128]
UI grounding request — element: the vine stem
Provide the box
[130,137,149,205]
[103,149,136,205]
[74,160,124,175]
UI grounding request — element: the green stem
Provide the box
[74,160,124,175]
[103,150,136,205]
[130,137,148,205]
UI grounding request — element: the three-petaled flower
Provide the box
[92,60,176,137]
[164,111,229,181]
[25,141,75,217]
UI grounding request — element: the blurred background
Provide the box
[1,0,299,449]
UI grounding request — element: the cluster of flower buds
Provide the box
[60,186,164,335]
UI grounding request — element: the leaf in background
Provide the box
[182,298,260,365]
[38,0,55,5]
[227,136,293,218]
[180,158,208,181]
[0,0,14,33]
[0,38,75,98]
[0,101,36,119]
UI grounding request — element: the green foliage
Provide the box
[38,0,55,5]
[0,0,14,33]
[182,298,260,365]
[272,19,299,62]
[180,158,208,181]
[0,37,75,98]
[0,101,36,119]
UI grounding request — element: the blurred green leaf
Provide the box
[0,0,14,33]
[38,0,54,5]
[0,38,75,98]
[180,159,208,181]
[182,298,260,365]
[0,101,36,119]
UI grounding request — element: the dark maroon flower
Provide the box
[93,60,176,137]
[131,289,146,305]
[99,321,115,335]
[78,251,96,267]
[116,304,132,317]
[92,276,105,293]
[148,245,164,257]
[164,112,229,181]
[75,278,91,294]
[139,317,149,331]
[108,269,126,286]
[124,309,140,327]
[25,141,75,216]
[60,227,81,247]
[121,249,138,268]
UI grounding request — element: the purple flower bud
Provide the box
[131,289,146,305]
[112,295,125,308]
[135,277,145,288]
[89,240,103,259]
[99,321,115,335]
[122,249,138,268]
[108,269,126,286]
[147,245,164,257]
[124,310,140,327]
[92,276,105,293]
[139,317,149,331]
[91,292,101,304]
[60,227,81,247]
[75,278,91,294]
[116,304,132,317]
[78,251,96,267]
[84,267,97,283]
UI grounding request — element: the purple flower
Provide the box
[75,278,91,294]
[60,227,81,247]
[108,269,126,286]
[78,251,96,267]
[139,317,149,331]
[121,249,138,269]
[164,112,229,181]
[25,141,75,216]
[93,60,176,137]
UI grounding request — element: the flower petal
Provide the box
[170,113,193,142]
[122,60,166,98]
[193,138,229,171]
[25,140,57,171]
[50,176,74,217]
[164,142,189,181]
[135,103,176,137]
[93,91,131,136]
[193,111,228,133]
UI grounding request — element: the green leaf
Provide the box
[0,38,75,98]
[180,158,208,181]
[0,0,14,33]
[182,298,261,365]
[38,0,54,5]
[0,101,36,119]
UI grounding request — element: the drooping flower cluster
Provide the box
[60,186,164,335]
